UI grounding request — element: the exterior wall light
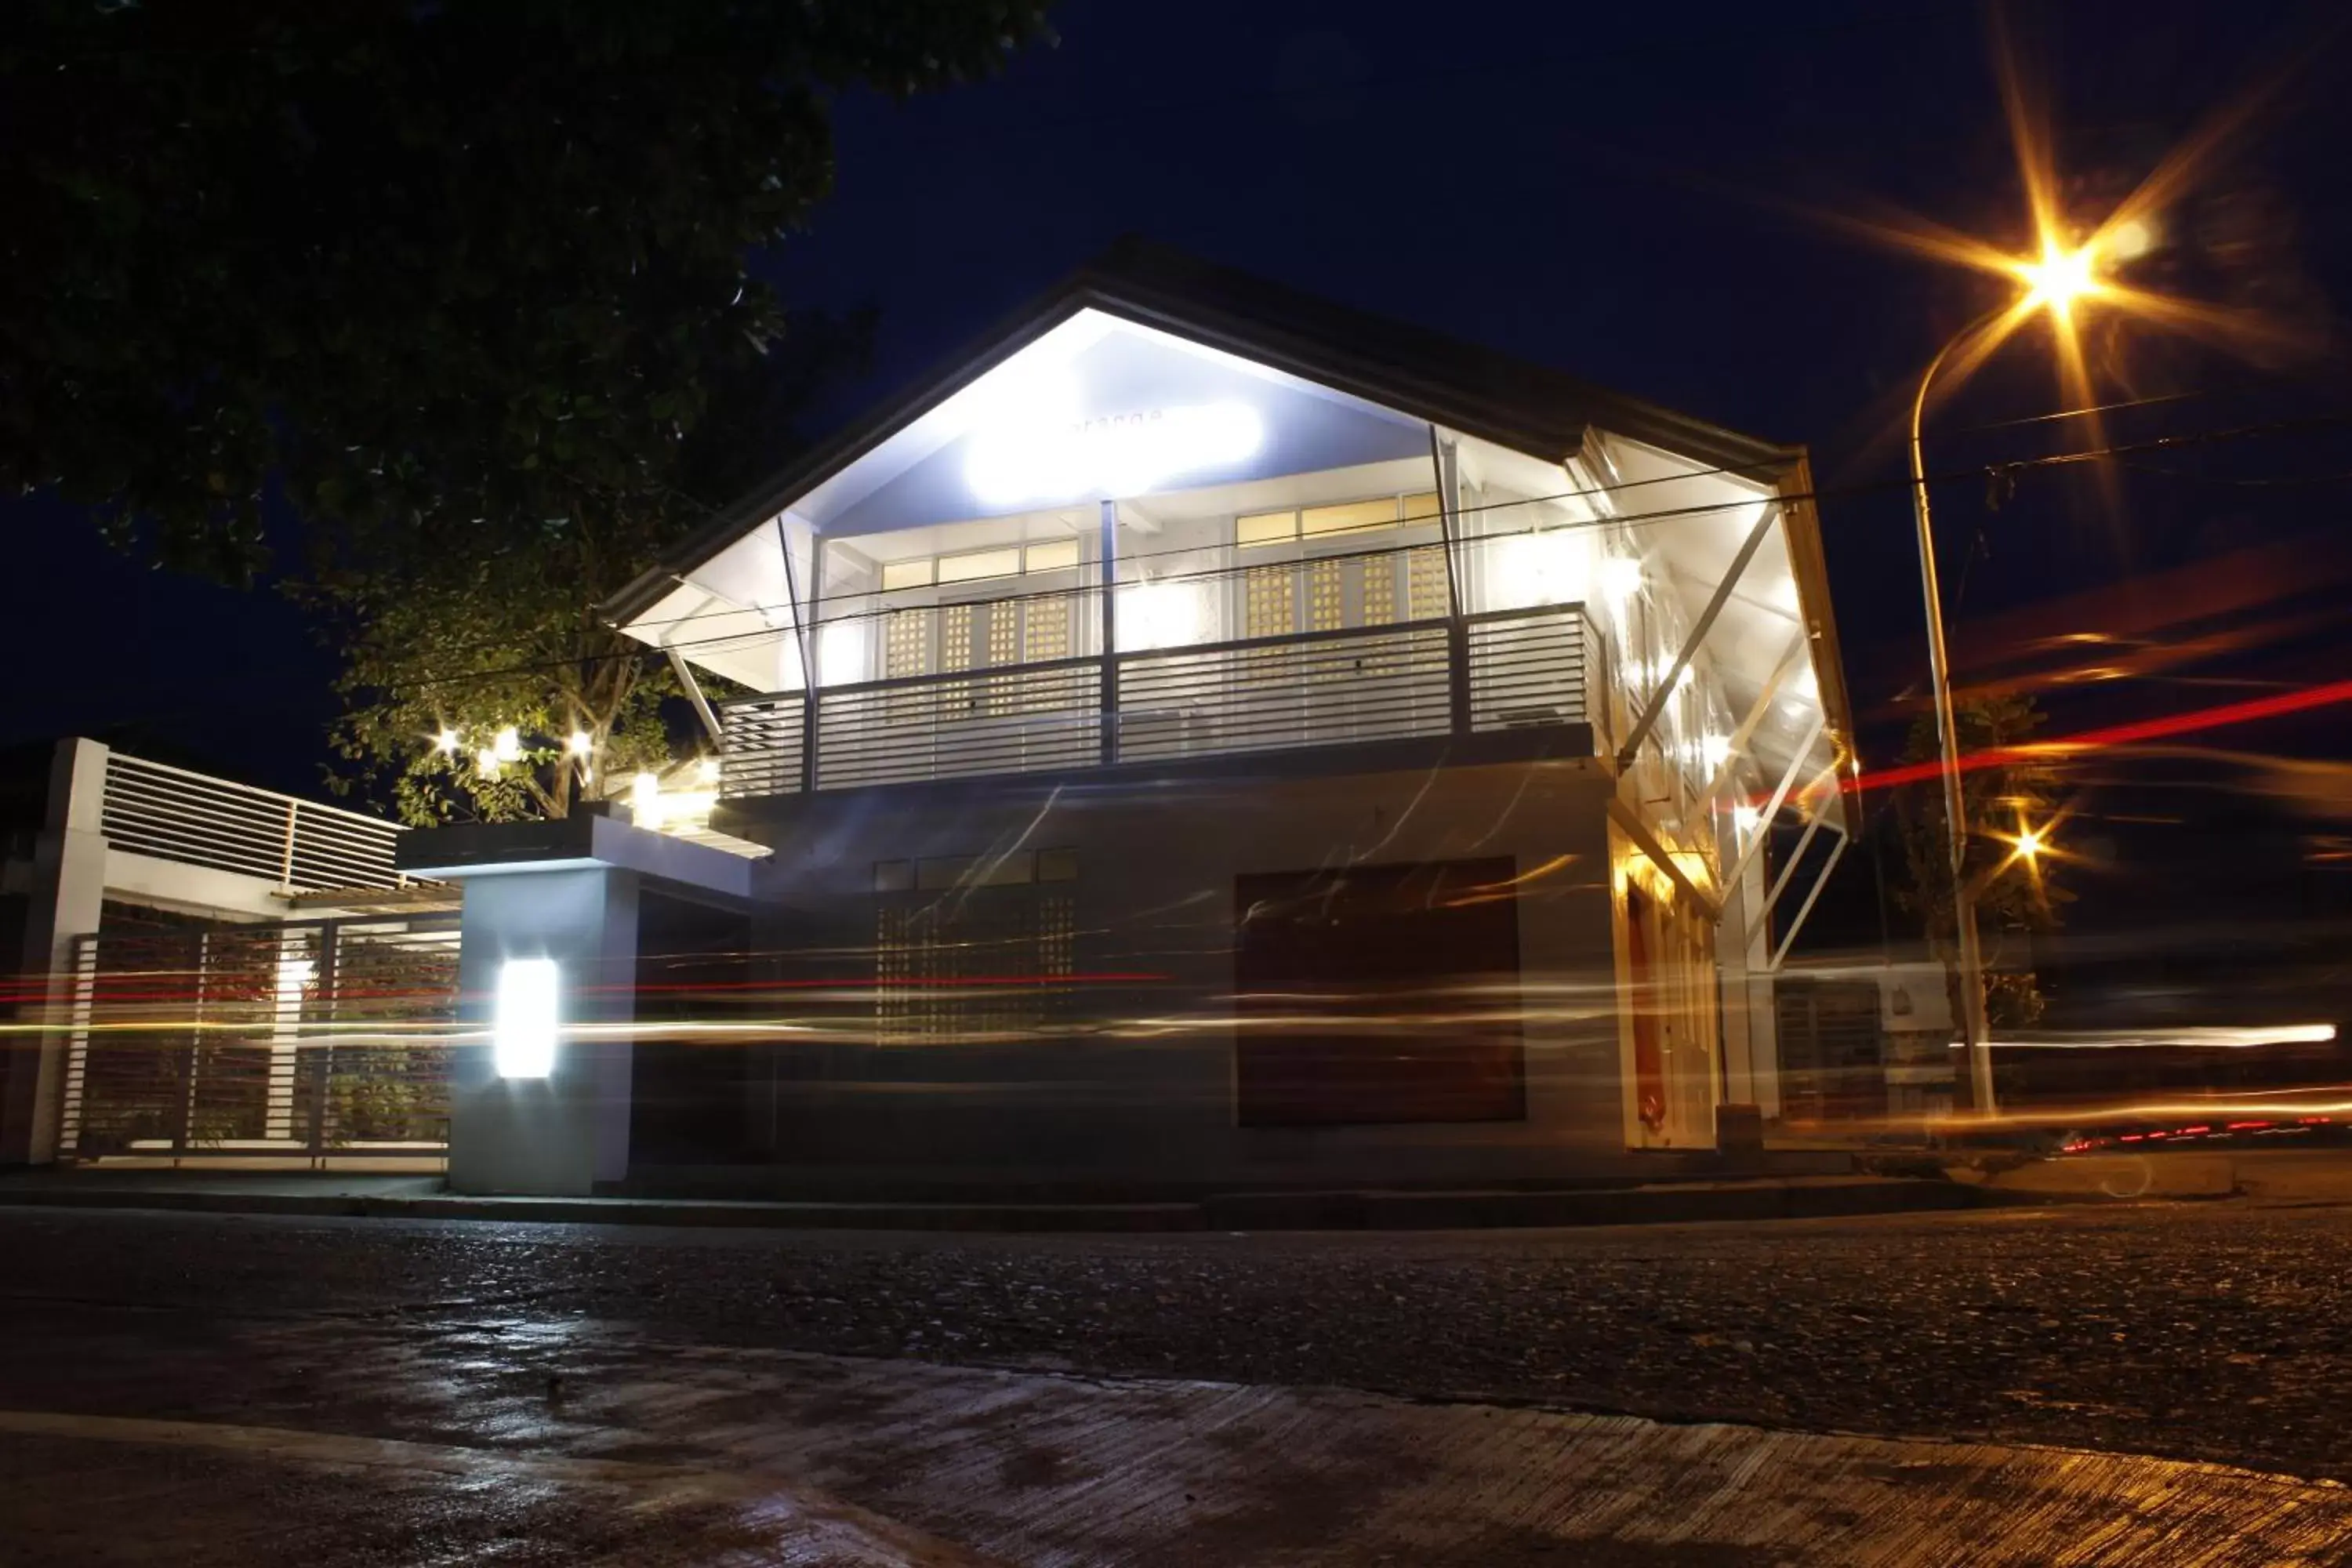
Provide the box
[630,771,663,830]
[494,957,559,1080]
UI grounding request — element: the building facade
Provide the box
[397,243,1862,1196]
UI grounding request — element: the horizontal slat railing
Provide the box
[100,752,411,891]
[814,659,1101,790]
[1464,607,1593,734]
[715,591,1598,798]
[718,696,806,798]
[1116,621,1453,763]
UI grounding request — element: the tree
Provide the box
[1893,690,2076,1029]
[0,2,1054,579]
[314,310,876,826]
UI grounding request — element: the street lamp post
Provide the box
[1909,242,2107,1120]
[1908,314,2002,1118]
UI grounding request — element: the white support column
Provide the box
[263,926,314,1142]
[2,739,111,1166]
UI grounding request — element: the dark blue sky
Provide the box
[8,0,2347,993]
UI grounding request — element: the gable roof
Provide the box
[601,238,1802,626]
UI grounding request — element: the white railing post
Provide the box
[280,800,299,891]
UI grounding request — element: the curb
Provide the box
[0,1175,1994,1232]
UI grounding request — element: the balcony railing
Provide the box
[719,585,1598,800]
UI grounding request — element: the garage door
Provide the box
[1233,858,1525,1126]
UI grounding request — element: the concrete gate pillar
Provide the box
[399,812,756,1196]
[2,739,111,1167]
[445,865,640,1196]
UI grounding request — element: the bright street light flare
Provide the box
[2013,239,2103,317]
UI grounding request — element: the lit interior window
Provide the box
[937,546,1023,584]
[1236,510,1298,548]
[880,558,935,591]
[1301,498,1399,538]
[1024,538,1080,573]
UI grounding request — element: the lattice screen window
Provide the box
[1306,558,1345,633]
[1361,552,1398,625]
[1244,565,1294,640]
[1408,546,1450,619]
[985,602,1019,667]
[884,609,931,679]
[872,851,1080,1042]
[1022,595,1071,664]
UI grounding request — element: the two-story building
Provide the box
[403,241,1858,1197]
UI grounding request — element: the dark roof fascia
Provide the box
[603,243,1799,627]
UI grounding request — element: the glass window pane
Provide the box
[1402,492,1442,527]
[1024,539,1080,573]
[938,546,1022,584]
[1301,498,1399,538]
[880,558,934,591]
[1236,510,1298,548]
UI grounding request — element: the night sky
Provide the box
[6,0,2347,1017]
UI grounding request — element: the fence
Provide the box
[53,914,462,1166]
[99,750,412,892]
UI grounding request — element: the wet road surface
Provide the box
[6,1201,2352,1562]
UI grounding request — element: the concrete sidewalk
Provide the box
[0,1167,2009,1232]
[15,1311,2352,1566]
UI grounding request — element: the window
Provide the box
[938,546,1022,585]
[1301,498,1397,538]
[1236,493,1441,550]
[1024,539,1080,573]
[1237,510,1299,549]
[883,539,1083,590]
[874,851,1081,1040]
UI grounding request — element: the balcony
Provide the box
[717,549,1601,799]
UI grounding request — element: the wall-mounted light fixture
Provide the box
[494,957,559,1079]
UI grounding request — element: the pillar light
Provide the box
[493,957,559,1079]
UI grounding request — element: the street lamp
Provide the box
[1910,236,2106,1118]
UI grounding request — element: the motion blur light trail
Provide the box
[1987,1024,2337,1050]
[1844,676,2352,797]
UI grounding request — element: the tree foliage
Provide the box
[0,0,1054,579]
[1893,690,2075,1028]
[314,307,875,827]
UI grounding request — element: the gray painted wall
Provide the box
[720,754,1629,1192]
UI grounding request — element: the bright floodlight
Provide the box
[2014,826,2045,862]
[2017,241,2100,314]
[494,958,559,1079]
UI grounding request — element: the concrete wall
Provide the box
[719,750,1631,1192]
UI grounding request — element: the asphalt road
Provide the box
[2,1196,2348,1488]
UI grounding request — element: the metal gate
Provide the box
[54,914,462,1167]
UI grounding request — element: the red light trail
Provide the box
[1845,676,2352,797]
